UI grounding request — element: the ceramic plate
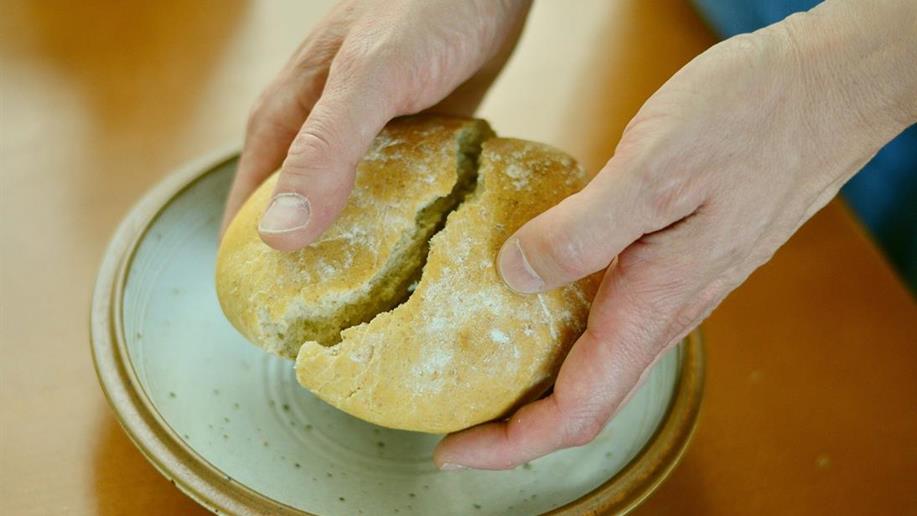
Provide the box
[91,150,703,515]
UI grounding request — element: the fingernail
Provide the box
[259,193,310,234]
[498,237,544,294]
[439,463,466,471]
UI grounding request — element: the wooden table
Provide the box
[2,1,914,514]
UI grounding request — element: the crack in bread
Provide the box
[218,115,600,433]
[293,136,601,433]
[216,116,493,358]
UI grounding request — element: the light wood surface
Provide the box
[1,1,914,514]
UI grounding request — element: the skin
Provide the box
[221,0,917,470]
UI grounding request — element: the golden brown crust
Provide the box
[216,116,489,358]
[294,136,600,433]
[218,115,598,433]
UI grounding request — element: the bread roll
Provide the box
[217,115,599,433]
[217,116,492,358]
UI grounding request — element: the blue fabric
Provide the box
[692,0,917,292]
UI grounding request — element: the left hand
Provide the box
[434,0,917,470]
[220,0,531,249]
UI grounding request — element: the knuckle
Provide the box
[288,128,334,160]
[611,144,698,230]
[277,161,313,183]
[532,223,595,281]
[671,306,702,335]
[561,415,604,448]
[640,161,697,223]
[547,237,593,279]
[647,181,687,220]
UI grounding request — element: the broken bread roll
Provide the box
[218,116,491,358]
[217,115,599,433]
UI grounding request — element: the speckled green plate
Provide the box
[91,149,704,515]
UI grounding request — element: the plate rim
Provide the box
[90,148,705,516]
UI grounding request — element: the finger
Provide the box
[497,152,702,293]
[221,83,315,235]
[436,214,724,469]
[220,31,342,235]
[433,278,658,470]
[257,51,399,251]
[433,324,636,470]
[429,0,532,117]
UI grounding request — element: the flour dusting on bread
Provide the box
[217,116,598,433]
[294,136,599,433]
[217,117,491,358]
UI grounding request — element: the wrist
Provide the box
[787,0,917,132]
[753,0,916,188]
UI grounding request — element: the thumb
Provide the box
[257,60,397,251]
[497,155,695,293]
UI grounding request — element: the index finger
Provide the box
[432,324,638,470]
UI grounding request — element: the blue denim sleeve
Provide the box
[692,0,917,291]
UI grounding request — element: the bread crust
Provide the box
[218,115,599,433]
[294,136,600,433]
[217,116,490,358]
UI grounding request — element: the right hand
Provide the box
[221,0,532,251]
[433,0,917,470]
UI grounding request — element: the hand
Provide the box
[221,0,531,250]
[434,0,917,469]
